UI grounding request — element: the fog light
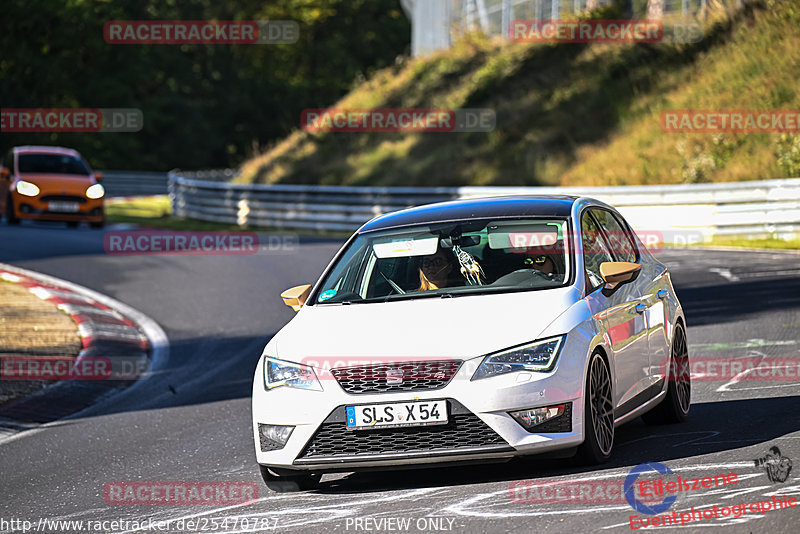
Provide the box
[510,404,566,431]
[258,424,294,451]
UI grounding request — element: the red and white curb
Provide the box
[0,262,168,442]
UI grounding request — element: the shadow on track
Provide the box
[314,395,800,494]
[677,277,800,327]
[0,333,270,424]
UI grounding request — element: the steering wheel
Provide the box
[380,272,406,294]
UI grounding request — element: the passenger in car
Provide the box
[525,255,555,275]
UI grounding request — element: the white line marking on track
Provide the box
[439,462,759,520]
[109,487,444,534]
[619,431,734,448]
[709,268,740,282]
[715,350,800,392]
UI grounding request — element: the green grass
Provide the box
[106,196,249,232]
[239,0,800,188]
[701,236,800,250]
[660,236,800,251]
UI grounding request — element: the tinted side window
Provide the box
[581,211,615,290]
[589,208,638,263]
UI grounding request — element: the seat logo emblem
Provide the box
[385,368,404,385]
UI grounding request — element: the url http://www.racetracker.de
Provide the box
[0,516,279,533]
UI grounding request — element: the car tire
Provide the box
[259,465,320,493]
[6,195,19,225]
[643,324,690,425]
[90,219,105,229]
[66,221,80,228]
[576,352,614,465]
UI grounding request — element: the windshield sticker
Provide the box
[373,237,438,258]
[319,289,337,301]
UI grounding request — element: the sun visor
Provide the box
[487,221,563,252]
[373,236,439,258]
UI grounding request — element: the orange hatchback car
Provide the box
[1,146,105,228]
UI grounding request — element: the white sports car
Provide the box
[252,195,690,491]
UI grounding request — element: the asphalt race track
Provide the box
[1,222,799,534]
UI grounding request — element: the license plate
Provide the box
[346,400,448,430]
[48,202,80,213]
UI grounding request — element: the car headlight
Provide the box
[471,335,566,380]
[86,183,105,199]
[264,356,322,391]
[16,181,40,197]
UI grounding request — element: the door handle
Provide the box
[635,303,648,313]
[657,289,668,299]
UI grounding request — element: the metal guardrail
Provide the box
[168,171,460,231]
[100,170,169,198]
[100,169,230,198]
[168,170,800,240]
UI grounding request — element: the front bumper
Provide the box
[12,192,104,222]
[252,344,587,471]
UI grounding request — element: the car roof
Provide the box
[360,195,580,232]
[13,146,81,157]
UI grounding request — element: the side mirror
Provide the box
[281,284,312,312]
[94,172,103,182]
[600,262,641,290]
[0,168,9,179]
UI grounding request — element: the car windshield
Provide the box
[17,154,90,175]
[313,218,571,304]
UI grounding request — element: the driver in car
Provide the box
[418,249,461,290]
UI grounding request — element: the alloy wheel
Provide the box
[590,355,614,456]
[673,326,691,414]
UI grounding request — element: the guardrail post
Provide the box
[502,0,511,38]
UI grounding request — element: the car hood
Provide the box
[274,287,579,364]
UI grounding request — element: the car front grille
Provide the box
[40,195,87,204]
[297,408,508,461]
[330,360,461,394]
